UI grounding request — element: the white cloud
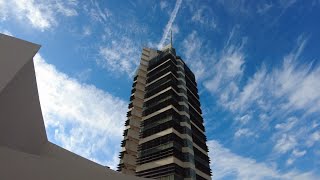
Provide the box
[203,35,320,171]
[307,131,320,147]
[181,31,210,80]
[271,116,309,165]
[235,114,251,124]
[286,149,307,166]
[158,0,182,49]
[181,27,245,89]
[56,0,78,17]
[269,0,298,26]
[217,0,250,14]
[234,128,255,138]
[204,29,245,95]
[182,31,202,58]
[275,117,298,131]
[272,116,312,163]
[160,1,169,10]
[279,0,297,9]
[76,68,92,82]
[90,0,112,24]
[257,3,273,14]
[34,54,127,169]
[209,140,319,180]
[292,149,306,157]
[191,7,217,29]
[0,0,78,31]
[286,158,294,166]
[82,26,92,36]
[210,35,320,121]
[99,37,140,75]
[85,1,146,37]
[274,134,297,154]
[84,2,147,77]
[0,0,8,21]
[233,36,320,117]
[14,0,55,30]
[232,65,266,111]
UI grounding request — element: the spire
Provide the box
[160,29,175,52]
[170,29,173,48]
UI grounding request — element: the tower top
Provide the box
[161,29,174,51]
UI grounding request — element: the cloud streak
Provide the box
[204,27,246,101]
[191,6,217,30]
[203,34,320,171]
[209,140,319,180]
[157,0,182,49]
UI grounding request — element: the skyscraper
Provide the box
[118,44,211,180]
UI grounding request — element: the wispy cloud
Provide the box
[205,35,308,114]
[0,0,8,21]
[160,0,169,10]
[257,3,273,14]
[191,7,217,30]
[274,134,298,154]
[217,0,250,15]
[269,0,298,26]
[89,0,112,24]
[56,0,78,17]
[82,26,92,36]
[275,117,298,132]
[0,0,78,31]
[84,1,146,37]
[204,27,246,99]
[75,68,92,82]
[279,0,297,9]
[271,116,310,166]
[287,149,307,165]
[234,128,255,138]
[182,30,216,82]
[204,34,320,169]
[34,54,127,169]
[209,140,319,180]
[235,114,251,125]
[181,27,244,83]
[81,1,149,77]
[307,131,320,147]
[98,37,140,76]
[223,35,320,117]
[157,0,182,49]
[181,31,211,80]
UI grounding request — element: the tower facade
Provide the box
[118,45,211,180]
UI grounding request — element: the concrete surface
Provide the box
[0,33,150,180]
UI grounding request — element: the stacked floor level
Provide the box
[118,47,211,180]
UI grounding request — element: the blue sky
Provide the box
[1,0,320,179]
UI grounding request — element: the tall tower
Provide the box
[118,45,211,180]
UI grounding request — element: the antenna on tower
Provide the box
[170,29,173,48]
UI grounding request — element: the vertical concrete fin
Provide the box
[0,33,41,92]
[0,34,46,155]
